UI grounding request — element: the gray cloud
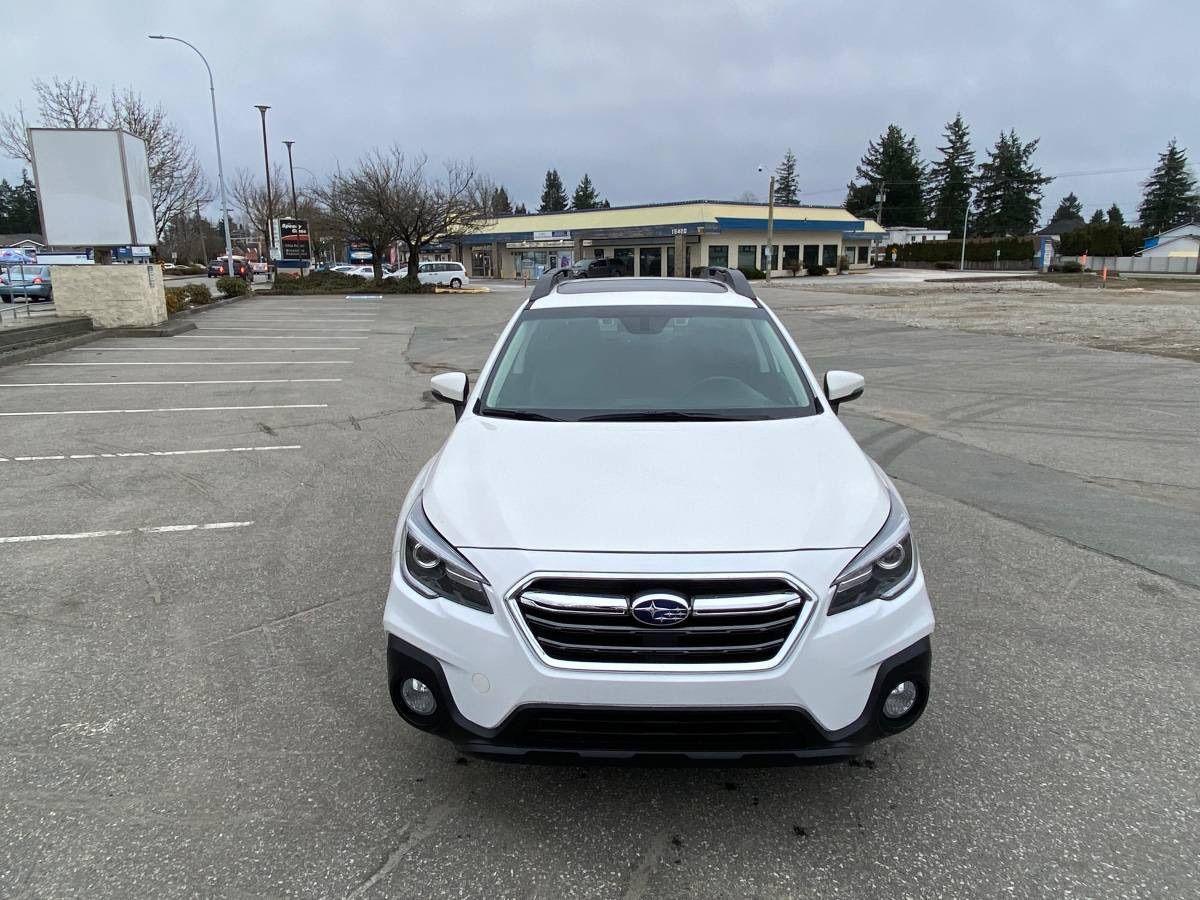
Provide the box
[2,0,1195,222]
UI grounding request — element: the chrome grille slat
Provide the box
[513,576,810,666]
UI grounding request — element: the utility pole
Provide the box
[959,191,971,272]
[766,174,775,280]
[282,140,298,218]
[254,104,272,261]
[875,184,887,227]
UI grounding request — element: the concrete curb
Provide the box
[108,320,197,338]
[175,291,255,317]
[0,329,106,367]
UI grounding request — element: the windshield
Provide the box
[479,305,817,421]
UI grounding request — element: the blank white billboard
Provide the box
[29,128,158,247]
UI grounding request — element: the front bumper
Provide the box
[388,633,931,762]
[383,544,935,761]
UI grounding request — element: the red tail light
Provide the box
[32,276,43,284]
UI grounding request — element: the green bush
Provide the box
[737,266,766,280]
[898,236,1035,263]
[805,264,829,276]
[216,275,249,298]
[183,283,212,305]
[1060,260,1083,273]
[267,271,435,295]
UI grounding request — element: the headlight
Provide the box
[828,482,918,615]
[400,500,492,613]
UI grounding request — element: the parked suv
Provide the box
[207,256,253,279]
[570,257,627,278]
[383,268,933,762]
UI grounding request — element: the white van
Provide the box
[385,261,470,288]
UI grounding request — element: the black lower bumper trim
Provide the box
[387,633,931,764]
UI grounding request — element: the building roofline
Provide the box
[493,198,850,219]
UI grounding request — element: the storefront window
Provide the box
[737,245,757,270]
[782,245,800,272]
[708,245,728,267]
[666,246,675,277]
[614,248,634,274]
[857,246,869,264]
[802,245,819,266]
[760,245,780,272]
[639,247,663,277]
[822,244,838,267]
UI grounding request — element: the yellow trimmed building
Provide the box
[452,200,885,279]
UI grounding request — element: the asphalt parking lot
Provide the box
[2,283,1198,897]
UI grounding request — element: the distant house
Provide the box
[1140,221,1199,258]
[883,226,951,244]
[1036,218,1086,238]
[0,233,45,252]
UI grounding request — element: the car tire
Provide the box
[450,278,462,289]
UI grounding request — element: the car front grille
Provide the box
[512,576,810,666]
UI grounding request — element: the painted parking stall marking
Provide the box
[0,521,254,544]
[0,379,343,388]
[28,361,354,367]
[0,446,301,463]
[72,346,362,351]
[0,403,327,417]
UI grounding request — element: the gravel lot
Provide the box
[1,283,1197,897]
[759,276,1200,362]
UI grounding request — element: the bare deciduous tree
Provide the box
[230,165,289,256]
[0,76,209,241]
[313,147,494,283]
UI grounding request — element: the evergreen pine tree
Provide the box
[774,150,799,205]
[538,169,569,213]
[513,202,528,215]
[1106,204,1125,226]
[1050,192,1084,222]
[844,125,927,226]
[972,130,1052,236]
[491,186,513,216]
[1137,139,1200,232]
[572,173,602,210]
[1088,209,1106,225]
[928,113,975,230]
[0,172,41,234]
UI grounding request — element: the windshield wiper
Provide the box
[480,408,563,421]
[575,410,758,422]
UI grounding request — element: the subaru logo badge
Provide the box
[630,591,690,626]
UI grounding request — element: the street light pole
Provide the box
[148,35,234,280]
[765,174,775,281]
[959,191,972,272]
[282,140,298,218]
[254,105,272,260]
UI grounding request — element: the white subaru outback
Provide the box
[384,269,934,762]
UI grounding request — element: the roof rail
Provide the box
[691,266,758,303]
[526,267,575,305]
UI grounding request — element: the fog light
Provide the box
[883,680,918,719]
[400,677,437,716]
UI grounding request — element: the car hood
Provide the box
[422,414,889,553]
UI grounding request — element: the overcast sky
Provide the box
[2,0,1196,225]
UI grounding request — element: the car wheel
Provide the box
[450,278,462,289]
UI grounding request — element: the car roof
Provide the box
[531,277,758,309]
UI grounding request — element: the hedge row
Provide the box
[267,271,435,295]
[896,237,1036,263]
[164,282,215,315]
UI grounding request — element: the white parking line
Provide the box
[195,326,371,332]
[0,445,301,462]
[0,379,342,387]
[177,335,361,340]
[73,346,360,351]
[0,404,326,417]
[29,361,353,366]
[0,521,253,544]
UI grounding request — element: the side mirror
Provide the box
[430,371,469,420]
[823,370,864,414]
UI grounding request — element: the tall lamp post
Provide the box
[758,165,775,280]
[282,140,298,218]
[959,190,973,272]
[254,104,272,260]
[148,35,235,280]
